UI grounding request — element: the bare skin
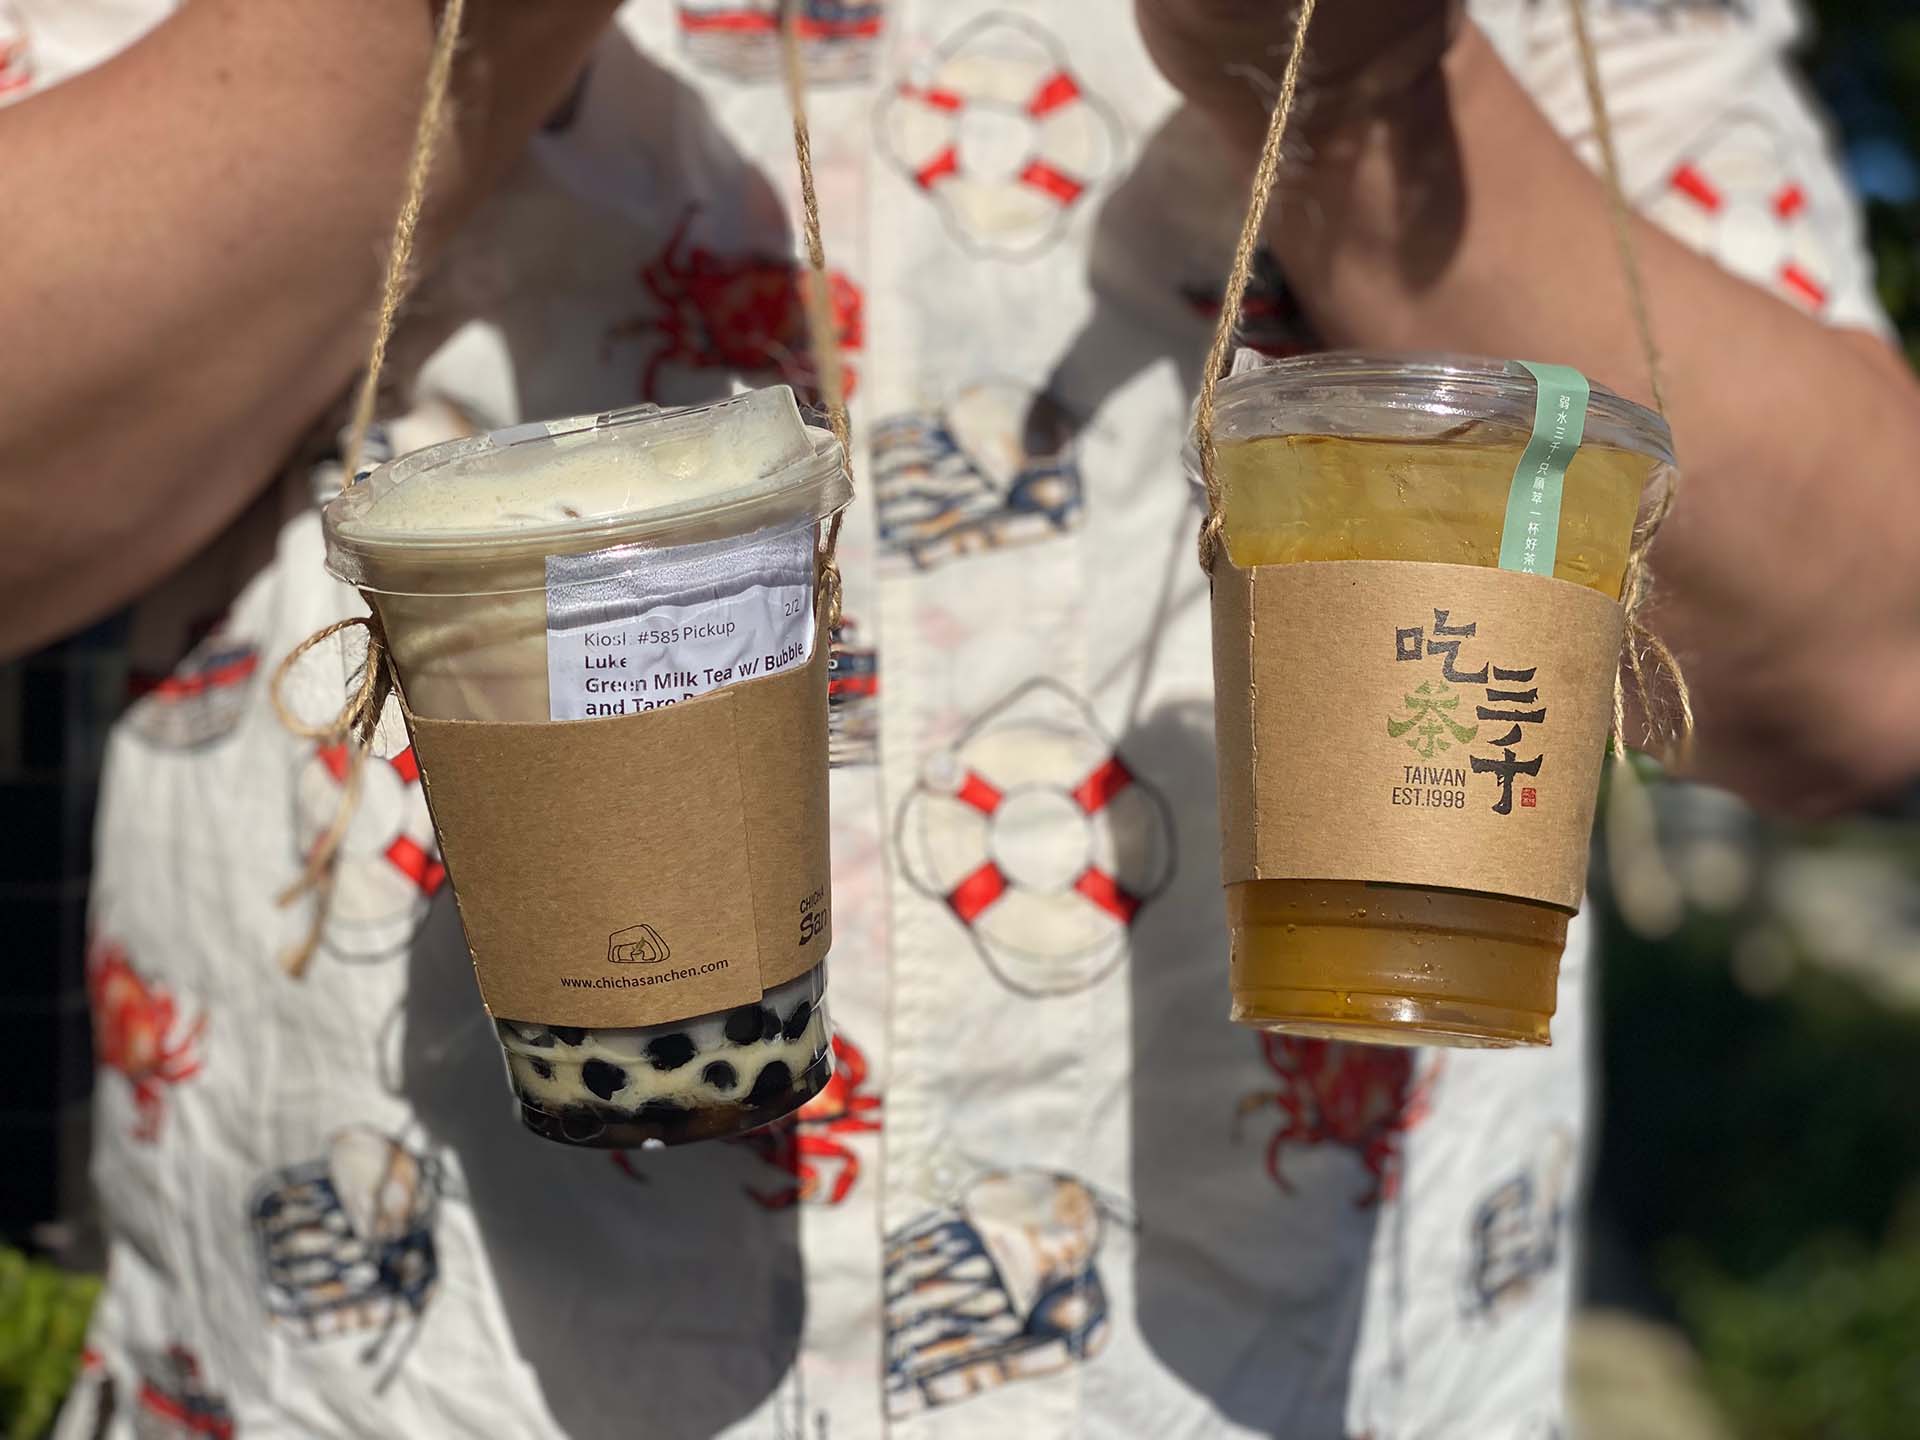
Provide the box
[1139,1,1920,816]
[0,0,619,659]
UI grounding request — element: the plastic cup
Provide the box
[1193,354,1675,1047]
[323,387,850,1144]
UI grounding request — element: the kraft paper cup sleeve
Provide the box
[400,623,833,1028]
[1210,558,1624,911]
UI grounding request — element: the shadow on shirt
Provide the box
[400,898,806,1440]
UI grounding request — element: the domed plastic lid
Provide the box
[325,386,850,590]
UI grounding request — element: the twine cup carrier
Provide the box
[271,0,853,974]
[277,0,1690,972]
[1184,0,1694,786]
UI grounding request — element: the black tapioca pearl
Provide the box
[529,1057,554,1081]
[582,1059,627,1101]
[782,1000,813,1042]
[551,1026,587,1047]
[725,1005,765,1045]
[646,1033,697,1071]
[747,1060,793,1107]
[702,1061,738,1092]
[760,1007,782,1042]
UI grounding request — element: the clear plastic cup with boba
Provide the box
[323,386,847,1145]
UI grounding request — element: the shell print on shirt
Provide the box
[827,614,881,767]
[122,628,262,753]
[872,379,1084,568]
[895,680,1175,998]
[677,1,886,86]
[884,1170,1117,1418]
[878,13,1121,260]
[248,1129,441,1380]
[1461,1129,1576,1322]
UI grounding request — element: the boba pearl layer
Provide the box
[497,970,829,1128]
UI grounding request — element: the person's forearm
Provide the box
[1264,26,1920,813]
[0,0,613,658]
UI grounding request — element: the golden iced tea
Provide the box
[1217,428,1655,1047]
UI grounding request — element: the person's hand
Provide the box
[1136,0,1460,151]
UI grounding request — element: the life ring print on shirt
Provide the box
[878,13,1121,260]
[0,4,32,99]
[677,1,886,86]
[1647,113,1833,314]
[896,680,1174,997]
[292,742,448,964]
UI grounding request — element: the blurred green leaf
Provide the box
[0,1247,100,1440]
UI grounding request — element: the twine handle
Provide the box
[1192,0,1321,574]
[270,0,466,976]
[1564,0,1692,764]
[780,0,852,629]
[342,0,468,486]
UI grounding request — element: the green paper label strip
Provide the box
[1498,360,1592,578]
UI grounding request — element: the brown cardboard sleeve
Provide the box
[400,628,832,1028]
[1211,558,1624,911]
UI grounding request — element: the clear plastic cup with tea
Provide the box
[1194,354,1675,1047]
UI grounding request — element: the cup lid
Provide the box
[324,386,851,588]
[1185,351,1676,471]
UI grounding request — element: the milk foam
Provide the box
[356,386,815,535]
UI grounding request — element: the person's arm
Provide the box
[1140,4,1920,816]
[0,0,619,659]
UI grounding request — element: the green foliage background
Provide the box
[1592,9,1920,1434]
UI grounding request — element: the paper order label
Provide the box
[545,536,815,721]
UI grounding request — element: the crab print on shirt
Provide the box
[1235,1035,1439,1208]
[896,681,1174,998]
[735,1031,882,1207]
[677,1,885,85]
[885,1170,1114,1417]
[878,13,1120,259]
[872,379,1083,568]
[611,210,864,405]
[87,939,206,1144]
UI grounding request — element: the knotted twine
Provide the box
[1189,0,1695,775]
[271,0,854,975]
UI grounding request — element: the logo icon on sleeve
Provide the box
[608,924,672,966]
